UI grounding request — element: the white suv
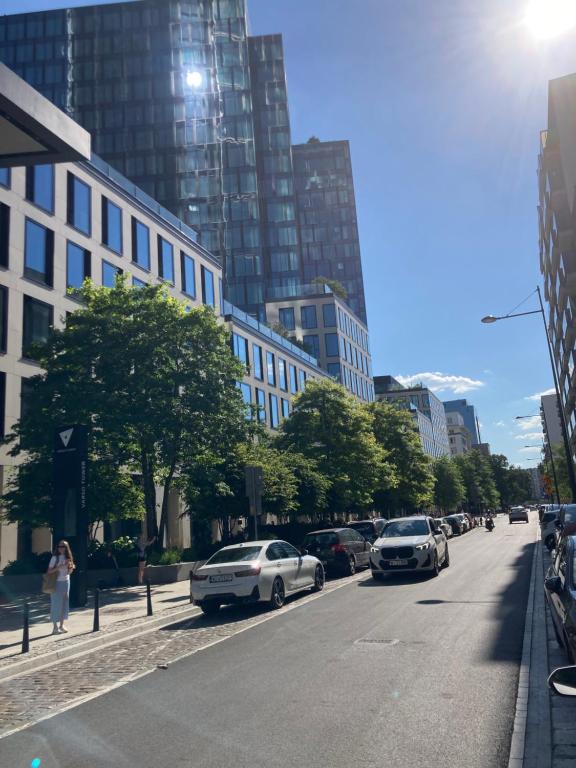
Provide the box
[370,516,449,580]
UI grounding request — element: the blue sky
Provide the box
[3,0,576,466]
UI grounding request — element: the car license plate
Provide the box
[209,574,233,583]
[388,559,408,566]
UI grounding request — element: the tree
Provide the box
[489,454,533,507]
[549,444,574,503]
[433,456,465,513]
[277,379,389,517]
[4,279,248,548]
[453,450,499,512]
[366,402,432,515]
[310,276,348,300]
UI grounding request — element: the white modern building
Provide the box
[445,412,472,456]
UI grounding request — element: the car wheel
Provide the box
[270,577,285,609]
[200,601,220,616]
[311,564,325,593]
[443,546,450,568]
[345,555,356,576]
[431,552,440,578]
[372,572,384,582]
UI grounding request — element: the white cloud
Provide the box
[395,372,485,395]
[516,415,542,432]
[525,387,556,401]
[514,431,543,440]
[519,446,542,453]
[494,420,506,427]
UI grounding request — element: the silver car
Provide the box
[438,518,454,538]
[369,516,449,580]
[191,540,325,615]
[541,507,560,550]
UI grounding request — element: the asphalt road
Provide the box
[0,515,536,768]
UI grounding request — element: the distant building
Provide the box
[374,376,450,458]
[443,400,481,445]
[527,467,544,500]
[477,443,491,457]
[445,412,472,455]
[541,393,563,448]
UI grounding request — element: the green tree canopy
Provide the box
[433,456,466,513]
[453,450,499,512]
[277,379,390,517]
[366,401,433,515]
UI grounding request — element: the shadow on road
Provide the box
[357,573,429,587]
[416,599,499,605]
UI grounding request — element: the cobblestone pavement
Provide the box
[0,570,366,738]
[542,548,576,768]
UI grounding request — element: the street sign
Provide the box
[54,425,88,606]
[245,465,263,540]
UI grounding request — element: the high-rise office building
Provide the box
[538,73,576,465]
[0,1,367,325]
[293,139,367,323]
[443,399,481,446]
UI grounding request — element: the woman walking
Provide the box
[47,540,75,634]
[136,534,156,585]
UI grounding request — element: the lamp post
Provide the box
[516,413,560,503]
[481,286,576,502]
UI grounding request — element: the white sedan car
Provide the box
[191,540,325,615]
[369,516,449,580]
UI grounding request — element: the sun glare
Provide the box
[524,0,576,40]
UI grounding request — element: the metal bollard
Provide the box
[92,587,100,632]
[146,579,153,616]
[22,599,30,654]
[189,571,193,604]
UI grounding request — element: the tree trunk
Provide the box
[141,448,158,541]
[157,458,177,550]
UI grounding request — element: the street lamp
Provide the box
[516,413,560,503]
[481,286,576,502]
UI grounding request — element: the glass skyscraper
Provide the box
[0,0,367,324]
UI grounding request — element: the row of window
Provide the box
[339,335,371,376]
[340,364,374,402]
[302,332,338,359]
[277,303,336,331]
[0,202,216,306]
[0,168,217,305]
[231,332,307,394]
[237,382,290,429]
[0,286,53,361]
[337,306,368,351]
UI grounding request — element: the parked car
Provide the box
[541,507,560,550]
[444,515,465,536]
[509,506,529,524]
[544,535,576,663]
[456,513,470,532]
[369,516,449,580]
[346,518,387,544]
[437,518,453,539]
[558,505,576,539]
[191,540,324,615]
[301,527,371,575]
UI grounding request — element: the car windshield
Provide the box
[382,520,429,537]
[206,546,262,564]
[348,523,373,537]
[563,505,576,523]
[303,532,338,547]
[542,512,558,524]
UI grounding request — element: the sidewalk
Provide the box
[0,579,199,679]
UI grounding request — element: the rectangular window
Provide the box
[201,265,215,306]
[299,369,307,391]
[289,364,298,394]
[278,358,287,391]
[0,203,9,268]
[102,260,122,287]
[181,251,196,297]
[24,219,53,286]
[281,398,290,420]
[133,276,147,288]
[25,164,54,213]
[325,333,339,357]
[322,303,336,327]
[0,285,7,353]
[278,307,295,331]
[303,334,320,358]
[252,343,263,380]
[269,393,279,428]
[256,387,266,423]
[232,332,249,367]
[238,381,252,418]
[301,305,317,329]
[102,197,123,254]
[157,236,174,283]
[327,362,341,381]
[67,173,91,235]
[266,351,276,386]
[132,219,150,270]
[22,294,53,359]
[0,169,10,189]
[66,241,91,292]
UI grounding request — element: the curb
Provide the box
[507,526,542,768]
[0,602,201,683]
